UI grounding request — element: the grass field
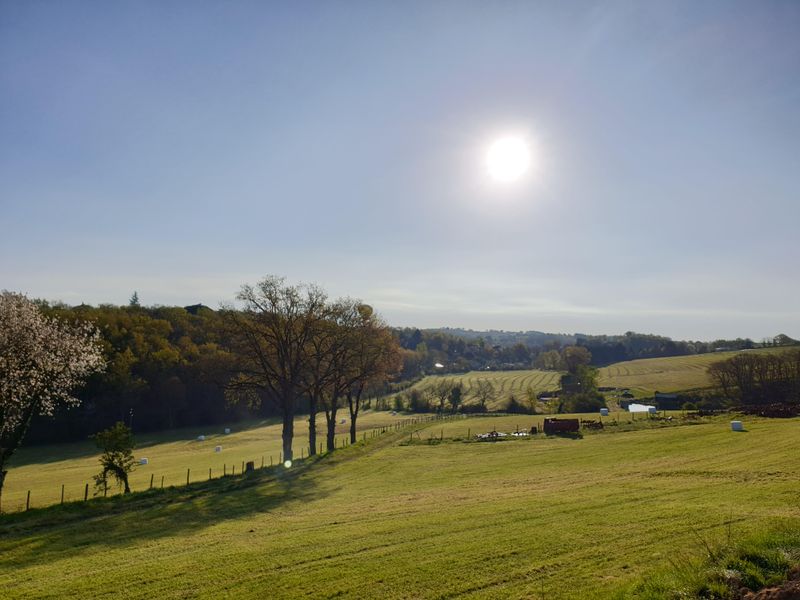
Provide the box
[403,369,562,410]
[1,413,798,598]
[597,350,767,397]
[404,348,788,408]
[0,411,405,513]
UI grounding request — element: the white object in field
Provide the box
[224,428,231,434]
[139,457,149,465]
[214,446,222,453]
[731,421,744,432]
[600,408,609,416]
[434,363,444,368]
[648,406,658,414]
[628,403,656,413]
[197,435,205,441]
[391,411,397,415]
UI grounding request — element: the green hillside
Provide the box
[1,414,799,598]
[401,348,790,409]
[402,369,561,410]
[597,347,789,397]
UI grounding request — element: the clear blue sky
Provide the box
[2,1,798,340]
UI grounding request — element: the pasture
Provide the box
[0,411,403,513]
[596,347,788,397]
[403,369,561,410]
[1,413,798,598]
[404,348,788,409]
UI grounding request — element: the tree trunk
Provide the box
[0,468,6,513]
[325,393,339,452]
[282,398,294,463]
[308,394,318,457]
[348,384,364,444]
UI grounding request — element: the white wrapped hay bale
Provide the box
[214,446,222,453]
[139,457,149,465]
[600,408,609,416]
[731,420,744,432]
[197,435,205,441]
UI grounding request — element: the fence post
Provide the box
[84,483,89,502]
[150,474,154,489]
[161,475,164,489]
[61,484,65,505]
[209,468,212,480]
[187,469,190,486]
[224,464,227,476]
[26,490,30,511]
[261,456,264,468]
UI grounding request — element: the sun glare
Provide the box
[486,136,531,183]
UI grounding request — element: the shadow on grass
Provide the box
[6,418,283,468]
[0,454,332,570]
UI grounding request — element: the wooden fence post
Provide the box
[61,484,65,505]
[161,475,164,489]
[224,464,227,476]
[261,456,264,468]
[186,469,190,486]
[84,483,89,502]
[209,468,212,480]
[26,490,30,511]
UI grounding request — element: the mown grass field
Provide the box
[598,350,754,397]
[405,348,788,408]
[1,413,798,598]
[0,411,404,513]
[404,369,562,410]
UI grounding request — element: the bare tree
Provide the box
[474,379,496,410]
[430,379,453,414]
[0,292,105,510]
[224,277,329,463]
[343,304,401,443]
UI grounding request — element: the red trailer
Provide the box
[543,418,580,435]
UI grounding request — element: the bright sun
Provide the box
[486,136,531,183]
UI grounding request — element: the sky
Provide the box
[2,1,799,341]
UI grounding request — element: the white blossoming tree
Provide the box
[0,292,105,510]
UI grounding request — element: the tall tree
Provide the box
[343,304,401,443]
[225,277,329,463]
[0,292,105,510]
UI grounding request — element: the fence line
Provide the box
[4,413,471,514]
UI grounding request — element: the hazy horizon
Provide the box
[2,2,798,341]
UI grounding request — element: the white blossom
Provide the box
[0,291,105,449]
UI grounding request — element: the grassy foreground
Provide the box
[0,411,405,513]
[1,414,798,598]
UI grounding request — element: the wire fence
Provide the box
[1,413,467,515]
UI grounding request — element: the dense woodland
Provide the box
[23,298,798,444]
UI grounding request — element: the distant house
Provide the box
[654,392,681,410]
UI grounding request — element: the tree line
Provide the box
[708,350,800,408]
